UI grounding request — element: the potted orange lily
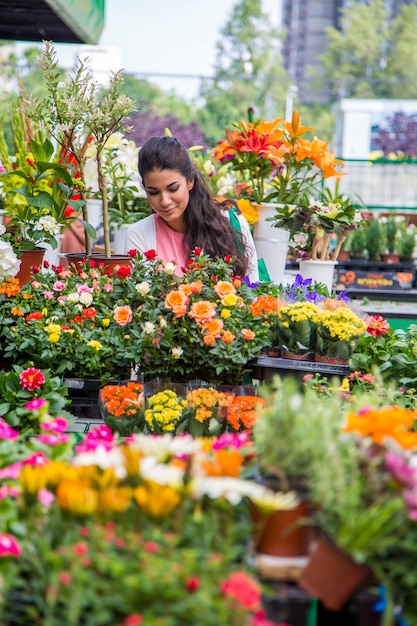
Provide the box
[213,111,344,214]
[213,111,345,285]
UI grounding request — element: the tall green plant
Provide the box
[22,41,135,257]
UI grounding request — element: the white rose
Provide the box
[79,292,93,306]
[136,281,150,296]
[172,347,183,359]
[164,262,176,275]
[67,292,80,304]
[143,321,155,335]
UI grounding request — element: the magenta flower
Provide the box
[38,488,55,508]
[385,451,417,488]
[36,434,70,446]
[25,397,47,411]
[23,452,48,467]
[53,281,66,291]
[0,486,20,499]
[0,418,19,440]
[41,417,68,433]
[0,534,21,558]
[0,463,23,480]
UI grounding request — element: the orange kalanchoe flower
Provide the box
[0,277,20,297]
[226,396,267,432]
[101,382,143,418]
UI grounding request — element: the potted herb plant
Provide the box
[347,225,368,260]
[366,217,382,261]
[380,215,400,263]
[397,221,416,261]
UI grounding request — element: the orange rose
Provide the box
[113,305,133,326]
[214,281,236,298]
[222,330,236,344]
[202,318,223,335]
[242,328,255,340]
[165,290,189,317]
[189,301,216,323]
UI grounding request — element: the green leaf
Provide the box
[27,191,54,210]
[78,218,97,239]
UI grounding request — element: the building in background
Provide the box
[280,0,414,104]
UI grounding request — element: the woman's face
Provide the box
[142,168,194,233]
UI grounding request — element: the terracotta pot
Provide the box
[251,500,313,558]
[381,253,400,264]
[314,353,349,366]
[281,348,314,362]
[16,249,45,286]
[65,252,132,273]
[299,534,371,611]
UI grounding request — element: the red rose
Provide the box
[144,249,157,260]
[127,249,137,258]
[116,265,131,279]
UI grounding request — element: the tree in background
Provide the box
[196,0,290,146]
[319,0,417,100]
[373,112,417,158]
[127,107,207,150]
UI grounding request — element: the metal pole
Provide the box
[285,85,299,121]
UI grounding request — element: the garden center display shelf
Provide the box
[251,356,349,382]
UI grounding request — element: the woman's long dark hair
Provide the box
[138,136,250,277]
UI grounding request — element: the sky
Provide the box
[30,0,282,101]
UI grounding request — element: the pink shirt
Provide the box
[155,215,187,275]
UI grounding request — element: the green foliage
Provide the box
[253,376,346,490]
[0,364,72,433]
[197,0,289,145]
[365,218,382,260]
[346,226,367,256]
[351,324,417,391]
[320,0,417,100]
[380,216,398,255]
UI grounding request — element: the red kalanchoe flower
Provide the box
[366,314,390,337]
[144,249,157,260]
[19,367,46,391]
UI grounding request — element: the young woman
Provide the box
[125,136,259,282]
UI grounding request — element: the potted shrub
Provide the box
[397,221,417,261]
[22,41,135,259]
[365,218,382,261]
[346,226,367,260]
[298,392,410,615]
[251,376,348,557]
[0,123,85,283]
[380,215,400,263]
